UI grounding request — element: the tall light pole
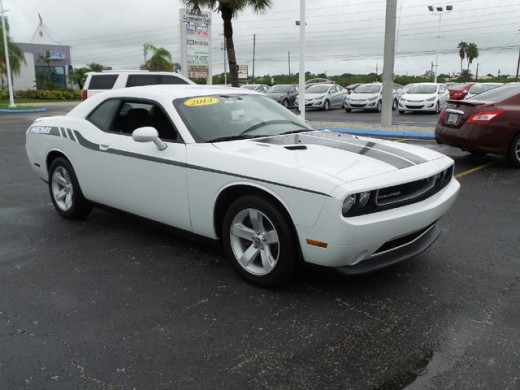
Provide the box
[428,5,453,83]
[0,0,15,108]
[298,0,306,120]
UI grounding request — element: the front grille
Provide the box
[376,166,453,207]
[344,166,454,217]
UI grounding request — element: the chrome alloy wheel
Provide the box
[51,166,74,212]
[229,208,280,276]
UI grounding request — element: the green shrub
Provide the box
[0,89,81,100]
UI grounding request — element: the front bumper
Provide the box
[399,100,436,111]
[345,100,378,110]
[296,177,460,270]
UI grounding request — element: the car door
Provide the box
[331,85,344,107]
[288,86,298,106]
[78,98,192,231]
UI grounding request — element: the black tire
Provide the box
[434,102,440,114]
[399,110,405,115]
[345,108,351,113]
[324,100,330,111]
[48,158,92,219]
[392,99,398,111]
[507,133,520,167]
[282,99,289,108]
[222,195,298,286]
[376,101,382,113]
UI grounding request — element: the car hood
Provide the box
[211,131,443,186]
[304,93,326,99]
[402,93,436,100]
[348,92,380,99]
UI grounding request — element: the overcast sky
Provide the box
[5,0,520,78]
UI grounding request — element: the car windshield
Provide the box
[174,94,313,142]
[407,85,437,94]
[306,84,330,93]
[468,83,520,102]
[355,84,381,93]
[266,85,291,93]
[468,84,502,94]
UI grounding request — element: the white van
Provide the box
[81,70,194,100]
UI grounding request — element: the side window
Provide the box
[88,75,118,90]
[159,75,190,85]
[126,75,157,87]
[87,99,120,131]
[110,100,179,142]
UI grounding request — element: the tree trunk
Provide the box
[221,7,239,87]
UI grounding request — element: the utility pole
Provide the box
[512,48,520,81]
[381,0,397,127]
[252,34,256,83]
[288,51,291,83]
[223,39,227,85]
[475,63,479,81]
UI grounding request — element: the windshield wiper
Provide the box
[209,134,259,143]
[278,129,313,136]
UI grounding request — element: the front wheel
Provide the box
[323,100,330,111]
[282,99,289,108]
[376,101,382,113]
[434,101,440,114]
[48,158,92,219]
[392,99,398,111]
[222,195,298,286]
[507,133,520,167]
[399,110,405,115]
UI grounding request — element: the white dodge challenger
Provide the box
[26,85,460,286]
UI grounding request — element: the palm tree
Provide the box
[465,43,479,80]
[142,43,173,71]
[181,0,272,87]
[457,41,467,77]
[0,19,26,88]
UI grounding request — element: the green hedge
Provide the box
[0,89,81,100]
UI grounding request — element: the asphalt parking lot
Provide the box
[1,106,519,389]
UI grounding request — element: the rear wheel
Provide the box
[222,195,298,286]
[507,133,520,167]
[49,158,92,219]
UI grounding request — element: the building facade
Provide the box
[13,18,71,90]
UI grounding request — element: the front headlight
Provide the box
[342,191,372,217]
[367,96,378,101]
[425,96,436,102]
[342,194,356,215]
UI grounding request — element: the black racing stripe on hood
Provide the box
[258,131,427,169]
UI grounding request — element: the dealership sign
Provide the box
[180,9,211,81]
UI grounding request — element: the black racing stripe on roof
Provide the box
[258,131,427,169]
[72,130,330,197]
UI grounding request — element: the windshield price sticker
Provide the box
[184,97,219,107]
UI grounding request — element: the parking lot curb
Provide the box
[317,126,436,140]
[0,108,47,114]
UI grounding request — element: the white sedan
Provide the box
[398,82,450,114]
[26,85,460,286]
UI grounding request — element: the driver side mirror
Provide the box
[132,127,167,151]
